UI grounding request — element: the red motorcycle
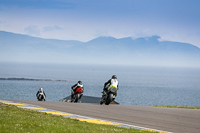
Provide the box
[71,88,83,102]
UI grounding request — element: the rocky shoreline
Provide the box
[0,78,68,82]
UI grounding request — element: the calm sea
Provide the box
[0,62,200,107]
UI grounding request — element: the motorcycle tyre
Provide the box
[105,93,113,105]
[74,94,80,103]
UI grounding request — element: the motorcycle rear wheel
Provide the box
[74,94,80,102]
[105,93,113,105]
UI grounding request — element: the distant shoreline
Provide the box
[154,105,200,109]
[0,78,68,82]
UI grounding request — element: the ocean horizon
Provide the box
[0,62,200,107]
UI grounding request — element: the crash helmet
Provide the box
[78,81,82,85]
[112,75,117,79]
[39,88,43,92]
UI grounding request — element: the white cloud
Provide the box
[0,0,200,48]
[43,25,63,32]
[24,25,40,36]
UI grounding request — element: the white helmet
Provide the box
[39,88,43,92]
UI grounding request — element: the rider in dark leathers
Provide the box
[71,81,84,100]
[36,88,46,101]
[103,75,119,94]
[100,75,119,104]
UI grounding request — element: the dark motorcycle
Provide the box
[100,87,117,105]
[71,88,83,103]
[37,93,46,101]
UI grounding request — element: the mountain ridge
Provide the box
[0,31,200,67]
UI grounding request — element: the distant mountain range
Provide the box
[0,31,200,67]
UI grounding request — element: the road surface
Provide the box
[12,100,200,133]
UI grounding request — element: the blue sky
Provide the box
[1,0,200,48]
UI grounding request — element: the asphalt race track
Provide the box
[9,100,200,133]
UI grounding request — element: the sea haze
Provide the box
[1,31,200,67]
[0,62,200,107]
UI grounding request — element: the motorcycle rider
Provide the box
[71,81,84,100]
[102,75,119,97]
[36,88,46,101]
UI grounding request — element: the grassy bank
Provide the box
[154,105,200,109]
[0,103,157,133]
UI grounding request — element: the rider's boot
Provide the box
[100,91,107,105]
[71,94,74,102]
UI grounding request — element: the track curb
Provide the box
[0,100,172,133]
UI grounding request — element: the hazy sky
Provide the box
[1,0,200,48]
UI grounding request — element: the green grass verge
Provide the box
[154,105,200,109]
[0,103,158,133]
